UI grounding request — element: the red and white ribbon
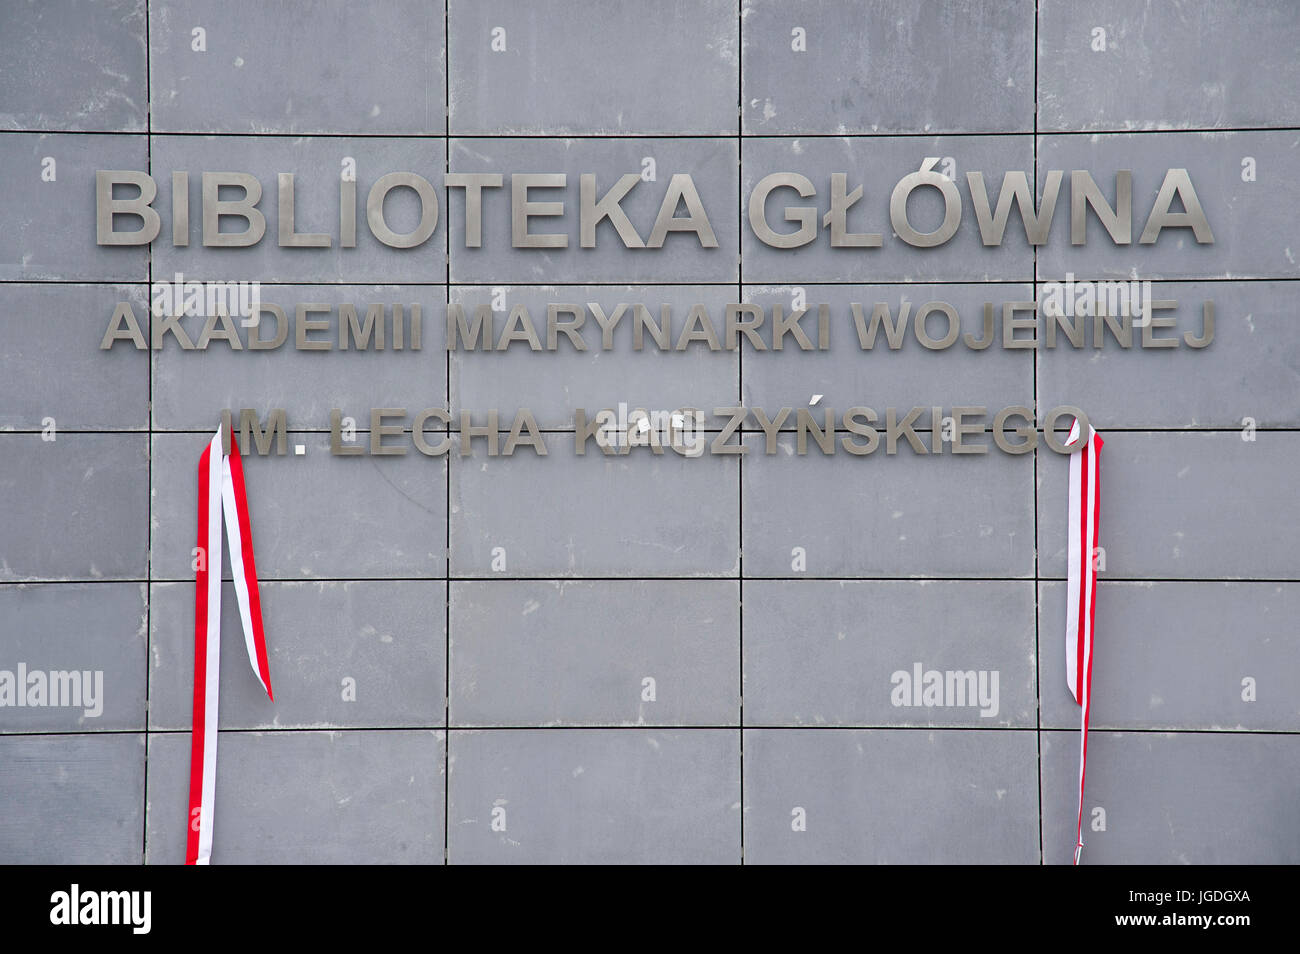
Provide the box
[187,425,273,865]
[1064,418,1102,866]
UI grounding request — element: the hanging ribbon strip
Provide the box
[1064,418,1102,866]
[187,425,274,865]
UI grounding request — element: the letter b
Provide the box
[97,171,161,245]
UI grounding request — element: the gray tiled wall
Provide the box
[1,0,1297,865]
